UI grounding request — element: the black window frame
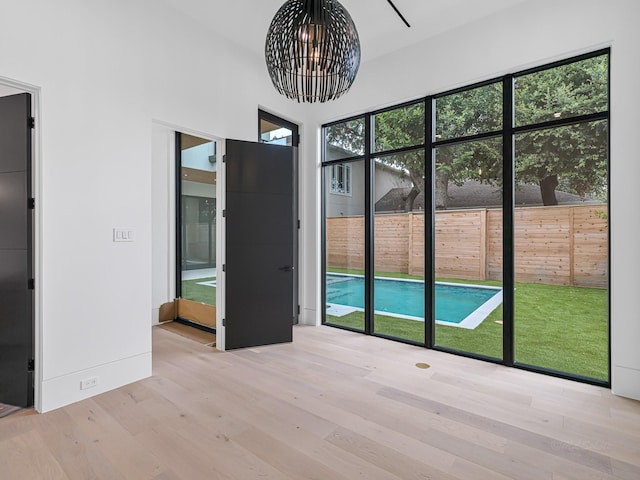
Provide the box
[259,109,300,146]
[321,48,611,387]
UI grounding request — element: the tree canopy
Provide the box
[324,54,608,210]
[514,56,608,205]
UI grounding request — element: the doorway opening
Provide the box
[175,133,218,333]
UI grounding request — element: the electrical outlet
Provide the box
[80,376,98,390]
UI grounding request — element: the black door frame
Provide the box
[174,132,218,333]
[258,109,300,324]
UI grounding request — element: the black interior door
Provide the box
[0,93,33,407]
[225,139,295,349]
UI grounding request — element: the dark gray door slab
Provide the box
[225,139,295,350]
[0,93,33,407]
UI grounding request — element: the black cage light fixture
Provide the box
[265,0,361,103]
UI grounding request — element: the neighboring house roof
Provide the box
[375,180,595,212]
[326,146,404,174]
[325,143,362,161]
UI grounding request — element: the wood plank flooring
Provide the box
[0,403,23,419]
[157,321,216,346]
[1,325,639,479]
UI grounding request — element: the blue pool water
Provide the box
[326,274,502,326]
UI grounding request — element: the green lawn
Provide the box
[183,271,608,380]
[181,277,216,306]
[326,270,608,380]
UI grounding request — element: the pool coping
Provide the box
[326,273,503,330]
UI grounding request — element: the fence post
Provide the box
[479,209,487,280]
[408,212,414,275]
[569,207,575,286]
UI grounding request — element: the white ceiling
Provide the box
[162,0,528,63]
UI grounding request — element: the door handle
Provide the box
[279,266,294,272]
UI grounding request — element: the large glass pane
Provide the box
[324,118,365,160]
[435,83,502,141]
[260,120,293,146]
[515,55,608,127]
[373,150,425,343]
[180,134,217,310]
[434,138,503,360]
[259,111,295,146]
[373,102,425,153]
[324,160,365,331]
[514,120,608,380]
[182,196,216,268]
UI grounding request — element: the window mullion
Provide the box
[425,96,435,348]
[364,115,374,335]
[503,75,515,366]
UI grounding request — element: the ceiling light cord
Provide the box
[386,0,411,28]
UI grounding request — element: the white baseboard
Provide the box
[299,307,319,326]
[38,352,152,413]
[612,364,640,401]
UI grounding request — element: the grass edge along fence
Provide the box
[326,204,608,289]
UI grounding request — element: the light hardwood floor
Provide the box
[1,325,639,479]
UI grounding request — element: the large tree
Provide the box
[432,83,502,209]
[325,54,608,210]
[514,56,608,205]
[373,103,425,211]
[370,86,503,210]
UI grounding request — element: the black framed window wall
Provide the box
[321,49,610,386]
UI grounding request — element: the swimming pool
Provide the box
[326,274,502,329]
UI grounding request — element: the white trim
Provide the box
[167,131,176,304]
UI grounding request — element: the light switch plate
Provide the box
[113,228,135,242]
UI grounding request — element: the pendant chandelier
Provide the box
[265,0,361,103]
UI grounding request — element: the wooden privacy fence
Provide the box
[326,204,608,288]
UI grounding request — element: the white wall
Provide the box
[3,0,636,411]
[0,0,305,412]
[151,124,177,325]
[302,0,640,400]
